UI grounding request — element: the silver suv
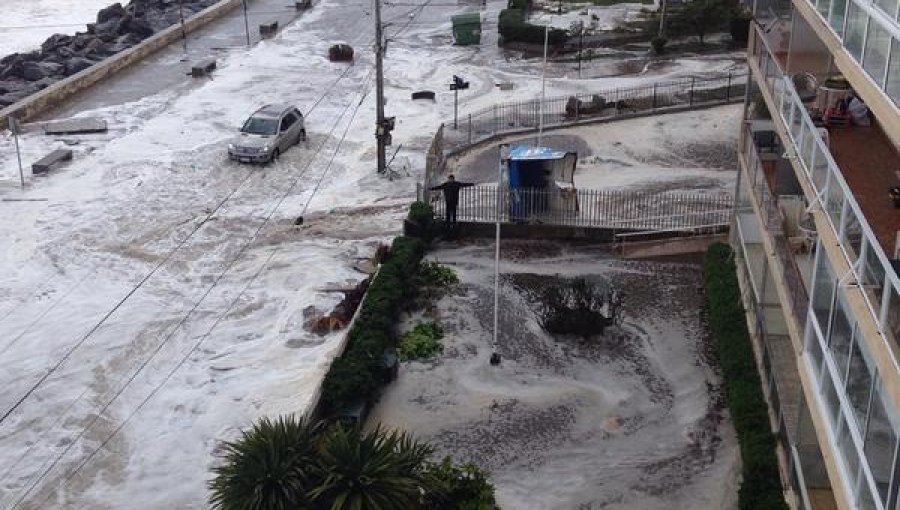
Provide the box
[228,104,307,164]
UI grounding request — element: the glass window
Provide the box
[818,0,832,19]
[801,121,816,169]
[863,22,891,86]
[864,382,897,504]
[790,103,804,141]
[842,211,863,263]
[886,284,900,349]
[844,3,867,61]
[829,297,854,377]
[807,325,825,376]
[846,336,873,429]
[887,38,900,107]
[830,0,848,35]
[812,144,830,190]
[861,243,886,317]
[822,370,842,426]
[839,416,862,490]
[826,179,845,230]
[875,0,898,20]
[812,252,836,334]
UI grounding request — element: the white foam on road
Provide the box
[0,0,744,506]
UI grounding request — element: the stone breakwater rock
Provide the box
[0,0,219,107]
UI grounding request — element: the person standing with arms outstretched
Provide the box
[431,174,474,224]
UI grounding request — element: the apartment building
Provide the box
[732,0,900,507]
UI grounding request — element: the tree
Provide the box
[208,416,324,510]
[311,425,433,509]
[679,0,731,45]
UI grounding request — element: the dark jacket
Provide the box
[431,181,474,206]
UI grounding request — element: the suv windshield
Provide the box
[241,116,278,135]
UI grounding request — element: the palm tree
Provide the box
[310,425,433,510]
[209,415,324,510]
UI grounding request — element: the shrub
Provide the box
[417,261,459,288]
[320,236,425,414]
[507,0,531,9]
[408,201,435,226]
[499,8,569,45]
[424,457,499,509]
[538,278,621,338]
[398,322,444,361]
[703,243,788,510]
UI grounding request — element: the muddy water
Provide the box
[369,240,740,509]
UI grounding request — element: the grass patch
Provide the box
[398,322,444,361]
[703,243,788,510]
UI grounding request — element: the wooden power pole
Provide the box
[375,0,387,174]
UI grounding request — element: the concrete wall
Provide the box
[0,0,242,130]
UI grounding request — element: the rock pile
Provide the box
[0,0,219,107]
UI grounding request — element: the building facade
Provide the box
[732,0,900,507]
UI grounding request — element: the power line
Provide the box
[10,68,375,510]
[0,60,373,496]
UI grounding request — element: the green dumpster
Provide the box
[452,13,481,46]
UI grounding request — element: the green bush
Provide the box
[409,201,435,225]
[424,457,499,509]
[320,236,425,413]
[703,243,788,510]
[417,261,459,288]
[499,8,569,45]
[398,322,444,361]
[507,0,530,9]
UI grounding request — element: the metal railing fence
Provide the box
[427,185,733,231]
[439,72,748,156]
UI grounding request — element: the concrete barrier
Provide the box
[0,0,243,130]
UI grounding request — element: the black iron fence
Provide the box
[427,185,733,231]
[440,72,747,154]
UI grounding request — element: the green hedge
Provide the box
[320,236,425,413]
[703,243,788,510]
[498,8,569,45]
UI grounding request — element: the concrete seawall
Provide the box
[0,0,242,130]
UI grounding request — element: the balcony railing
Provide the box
[751,22,900,367]
[751,22,900,510]
[739,124,811,326]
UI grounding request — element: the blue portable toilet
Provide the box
[506,145,577,220]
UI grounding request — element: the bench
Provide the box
[32,149,73,175]
[411,90,435,101]
[259,21,278,38]
[42,117,107,135]
[191,59,216,78]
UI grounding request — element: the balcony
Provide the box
[749,20,900,510]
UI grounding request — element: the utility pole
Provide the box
[658,0,667,38]
[577,21,584,78]
[375,0,387,174]
[537,23,548,147]
[11,117,24,189]
[178,0,188,56]
[491,143,510,367]
[242,0,251,47]
[450,75,469,130]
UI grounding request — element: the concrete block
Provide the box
[295,0,312,8]
[32,148,73,174]
[42,117,107,135]
[411,90,435,101]
[259,21,278,38]
[191,59,216,77]
[497,82,514,91]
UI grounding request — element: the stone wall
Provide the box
[0,0,242,129]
